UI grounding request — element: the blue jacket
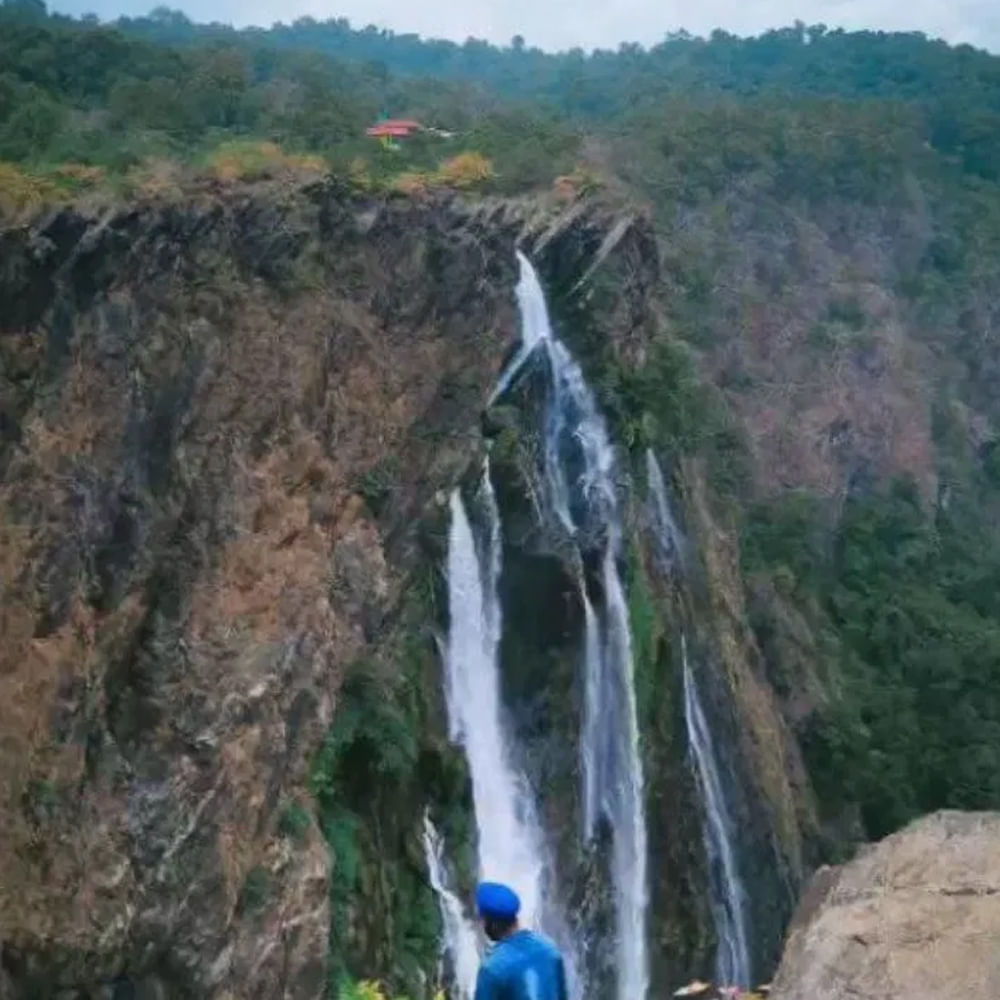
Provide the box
[474,929,569,1000]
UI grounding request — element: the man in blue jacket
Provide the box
[473,882,569,1000]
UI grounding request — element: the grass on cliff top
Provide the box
[0,144,521,222]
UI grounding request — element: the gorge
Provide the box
[0,183,805,998]
[4,51,1000,989]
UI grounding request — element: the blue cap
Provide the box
[475,881,521,920]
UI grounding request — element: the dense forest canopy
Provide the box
[2,0,1000,181]
[3,0,1000,855]
[113,9,1000,117]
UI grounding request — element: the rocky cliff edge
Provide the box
[770,810,1000,1000]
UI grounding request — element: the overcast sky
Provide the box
[50,0,1000,54]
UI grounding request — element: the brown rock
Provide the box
[770,811,1000,1000]
[0,182,521,998]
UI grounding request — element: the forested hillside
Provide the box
[3,0,1000,190]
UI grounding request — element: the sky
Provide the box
[50,0,1000,54]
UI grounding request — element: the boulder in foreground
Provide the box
[771,810,1000,1000]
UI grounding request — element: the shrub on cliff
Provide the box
[435,152,495,189]
[204,140,327,182]
[338,980,444,1000]
[0,161,59,219]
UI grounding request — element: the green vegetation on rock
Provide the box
[278,800,313,842]
[337,979,443,1000]
[744,471,1000,841]
[239,866,273,913]
[309,577,475,998]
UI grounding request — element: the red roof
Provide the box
[366,124,412,137]
[366,118,423,138]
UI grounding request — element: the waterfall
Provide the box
[488,254,552,405]
[645,450,752,988]
[501,251,649,1000]
[431,254,648,1000]
[598,544,650,1000]
[423,815,481,999]
[435,468,579,996]
[681,636,752,988]
[579,589,603,842]
[443,480,546,928]
[646,449,685,575]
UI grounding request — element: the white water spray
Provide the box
[443,478,546,928]
[681,636,752,988]
[501,251,649,1000]
[422,815,481,999]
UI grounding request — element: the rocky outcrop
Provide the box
[0,181,524,999]
[770,810,1000,1000]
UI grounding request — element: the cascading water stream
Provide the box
[432,466,578,998]
[443,477,546,927]
[646,449,685,575]
[423,815,481,999]
[598,544,650,1000]
[681,637,752,988]
[645,450,752,988]
[496,251,649,1000]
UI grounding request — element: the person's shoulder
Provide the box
[484,930,564,976]
[517,929,563,964]
[525,929,561,953]
[481,940,518,977]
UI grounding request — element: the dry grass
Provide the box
[390,171,431,197]
[0,162,62,222]
[434,151,494,189]
[204,141,327,184]
[52,162,106,187]
[385,152,497,198]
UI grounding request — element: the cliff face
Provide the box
[2,175,927,1000]
[6,183,771,1000]
[0,183,521,999]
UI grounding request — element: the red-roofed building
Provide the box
[366,119,423,139]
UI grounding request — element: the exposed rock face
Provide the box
[770,810,1000,1000]
[0,182,521,999]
